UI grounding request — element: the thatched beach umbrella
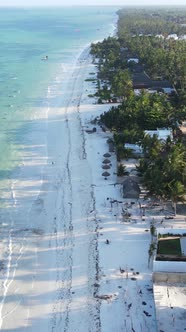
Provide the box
[102,158,110,164]
[102,171,110,177]
[102,164,111,170]
[103,153,111,158]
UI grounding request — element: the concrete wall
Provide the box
[153,260,186,273]
[153,272,186,283]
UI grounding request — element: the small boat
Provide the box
[41,55,48,61]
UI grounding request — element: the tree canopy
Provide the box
[90,7,186,208]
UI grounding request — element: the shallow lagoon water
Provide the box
[0,6,118,205]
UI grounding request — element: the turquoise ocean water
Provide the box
[0,6,119,200]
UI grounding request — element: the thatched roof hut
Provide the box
[103,153,111,158]
[122,177,141,199]
[102,171,110,177]
[102,158,110,164]
[102,164,111,170]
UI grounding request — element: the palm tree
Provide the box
[112,69,133,100]
[117,164,129,176]
[167,180,185,215]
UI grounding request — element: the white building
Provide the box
[167,34,178,40]
[145,128,172,141]
[127,58,139,64]
[124,143,143,154]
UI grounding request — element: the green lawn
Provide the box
[157,238,182,256]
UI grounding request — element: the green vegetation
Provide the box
[90,7,186,211]
[114,129,144,145]
[158,232,186,238]
[119,146,134,161]
[85,78,97,82]
[117,8,186,37]
[100,91,177,132]
[137,138,186,214]
[117,8,186,97]
[148,242,156,267]
[117,163,128,176]
[112,69,133,100]
[150,224,156,238]
[90,8,186,102]
[157,238,181,255]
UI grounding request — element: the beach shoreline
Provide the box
[0,42,119,331]
[0,36,158,330]
[0,29,185,329]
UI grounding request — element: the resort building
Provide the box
[145,128,172,141]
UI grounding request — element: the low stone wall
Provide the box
[153,271,186,283]
[153,260,186,273]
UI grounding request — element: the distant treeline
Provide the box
[90,8,186,103]
[117,7,186,36]
[117,8,186,96]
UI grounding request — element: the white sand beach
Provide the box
[0,46,185,332]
